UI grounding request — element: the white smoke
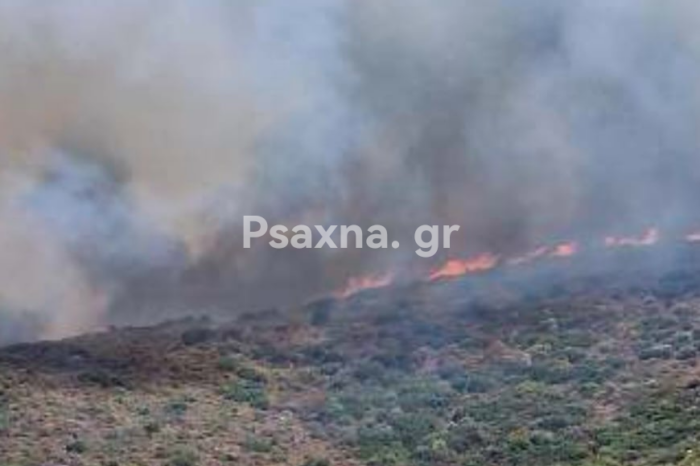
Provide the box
[1,0,700,341]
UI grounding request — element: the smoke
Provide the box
[1,0,700,342]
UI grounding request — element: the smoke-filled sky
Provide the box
[1,0,700,342]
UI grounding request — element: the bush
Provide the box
[144,420,161,435]
[167,447,199,466]
[446,419,487,453]
[676,346,698,360]
[243,435,275,453]
[593,390,700,462]
[397,379,453,411]
[235,365,267,384]
[462,373,496,394]
[181,328,215,346]
[362,445,411,466]
[301,458,331,466]
[308,299,335,326]
[388,412,439,446]
[77,369,127,388]
[0,402,9,432]
[165,398,189,417]
[217,355,239,372]
[66,439,88,454]
[222,380,269,409]
[218,357,268,383]
[638,344,674,360]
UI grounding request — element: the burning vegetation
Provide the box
[335,227,700,298]
[3,1,700,465]
[5,246,700,465]
[1,0,700,341]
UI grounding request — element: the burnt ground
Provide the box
[5,248,700,465]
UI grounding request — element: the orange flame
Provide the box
[604,228,659,248]
[335,272,394,299]
[550,242,578,257]
[334,226,700,299]
[429,254,499,281]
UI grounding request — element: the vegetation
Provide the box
[0,392,8,433]
[222,379,269,409]
[167,447,199,466]
[5,267,700,465]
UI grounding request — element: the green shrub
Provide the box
[217,355,239,372]
[77,369,127,388]
[637,344,674,360]
[362,445,411,466]
[66,439,88,454]
[181,328,215,346]
[164,397,190,418]
[676,346,698,360]
[167,447,199,466]
[0,402,9,432]
[388,412,439,446]
[222,380,269,409]
[243,435,275,453]
[301,458,331,466]
[235,365,267,384]
[144,420,161,435]
[308,299,334,326]
[462,373,496,393]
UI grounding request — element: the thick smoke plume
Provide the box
[1,0,700,342]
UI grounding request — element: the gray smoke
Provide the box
[1,0,700,341]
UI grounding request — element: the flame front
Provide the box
[550,242,579,258]
[333,227,699,299]
[429,254,499,281]
[336,272,394,299]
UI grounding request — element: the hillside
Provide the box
[4,254,700,465]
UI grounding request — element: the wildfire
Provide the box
[335,272,394,299]
[429,254,499,281]
[333,227,700,299]
[508,242,578,265]
[604,228,659,248]
[550,242,578,258]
